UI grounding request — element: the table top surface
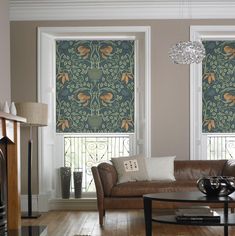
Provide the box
[143,191,235,203]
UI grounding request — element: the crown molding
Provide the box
[10,0,235,21]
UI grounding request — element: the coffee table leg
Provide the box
[224,226,228,236]
[144,197,152,236]
[224,202,228,236]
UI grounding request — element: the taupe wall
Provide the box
[0,0,10,103]
[10,19,234,193]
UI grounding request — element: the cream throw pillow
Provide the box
[111,155,149,184]
[145,156,176,181]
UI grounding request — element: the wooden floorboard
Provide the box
[21,210,235,236]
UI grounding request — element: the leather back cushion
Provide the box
[174,160,226,180]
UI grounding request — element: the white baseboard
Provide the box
[21,192,52,212]
[21,193,97,211]
[49,198,97,210]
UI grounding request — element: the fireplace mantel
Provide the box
[0,111,26,231]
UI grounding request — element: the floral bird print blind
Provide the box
[202,41,235,133]
[56,40,135,133]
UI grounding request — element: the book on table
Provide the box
[175,206,220,222]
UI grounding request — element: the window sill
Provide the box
[49,197,97,211]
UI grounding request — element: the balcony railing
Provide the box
[64,135,130,192]
[207,135,235,160]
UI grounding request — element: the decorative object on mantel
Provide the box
[197,176,235,196]
[15,102,48,219]
[10,102,17,115]
[60,167,71,199]
[73,170,83,198]
[169,41,206,64]
[3,101,10,113]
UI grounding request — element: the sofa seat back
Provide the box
[174,160,226,180]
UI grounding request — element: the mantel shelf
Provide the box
[0,111,26,123]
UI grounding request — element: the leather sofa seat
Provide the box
[111,180,198,197]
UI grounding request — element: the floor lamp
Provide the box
[16,102,48,218]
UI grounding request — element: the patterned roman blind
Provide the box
[202,41,235,133]
[56,40,135,133]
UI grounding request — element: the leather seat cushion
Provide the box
[110,180,198,197]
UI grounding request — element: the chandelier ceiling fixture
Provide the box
[169,41,206,64]
[169,0,206,64]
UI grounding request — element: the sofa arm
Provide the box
[222,160,235,177]
[97,162,118,196]
[91,166,105,225]
[91,166,104,199]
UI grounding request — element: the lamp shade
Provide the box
[15,102,48,127]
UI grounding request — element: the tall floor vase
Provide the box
[60,167,71,199]
[73,171,83,198]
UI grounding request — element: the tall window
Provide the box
[190,26,235,161]
[55,39,137,193]
[37,27,151,199]
[201,40,235,160]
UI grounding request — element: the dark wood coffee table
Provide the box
[143,191,235,236]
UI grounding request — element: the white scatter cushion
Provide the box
[145,156,176,181]
[111,155,149,184]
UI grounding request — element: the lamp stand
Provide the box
[21,126,41,219]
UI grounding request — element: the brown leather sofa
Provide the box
[91,159,235,225]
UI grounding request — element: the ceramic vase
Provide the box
[10,102,17,115]
[3,102,9,113]
[73,171,83,198]
[60,167,71,199]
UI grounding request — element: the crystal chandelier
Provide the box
[169,41,206,64]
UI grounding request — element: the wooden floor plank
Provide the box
[21,210,235,236]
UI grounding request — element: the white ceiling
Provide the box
[9,0,235,21]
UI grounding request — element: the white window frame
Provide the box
[37,26,151,208]
[190,25,235,160]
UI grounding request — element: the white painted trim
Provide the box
[49,198,97,211]
[190,25,235,160]
[21,194,96,211]
[37,28,57,197]
[21,193,52,212]
[145,27,151,157]
[37,26,151,209]
[37,26,151,35]
[9,1,235,21]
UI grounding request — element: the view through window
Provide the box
[64,135,132,193]
[206,135,235,160]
